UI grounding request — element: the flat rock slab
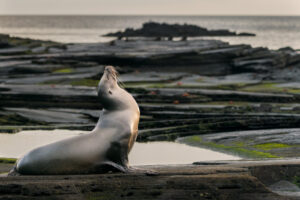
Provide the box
[1,159,300,200]
[0,47,29,55]
[119,71,186,83]
[0,38,299,79]
[66,39,227,55]
[168,73,263,87]
[269,180,300,197]
[0,60,31,68]
[2,66,104,85]
[180,128,300,158]
[278,82,300,89]
[0,84,96,96]
[148,87,297,103]
[5,108,92,124]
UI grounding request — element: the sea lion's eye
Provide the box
[109,90,112,95]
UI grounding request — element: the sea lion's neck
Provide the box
[94,88,140,131]
[101,88,139,112]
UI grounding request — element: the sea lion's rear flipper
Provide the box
[7,165,20,176]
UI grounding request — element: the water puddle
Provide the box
[0,130,240,165]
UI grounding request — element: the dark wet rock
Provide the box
[104,22,256,38]
[0,63,68,76]
[278,47,295,52]
[0,42,11,49]
[119,71,187,83]
[148,88,297,103]
[0,84,96,97]
[140,117,300,142]
[4,108,92,124]
[272,66,300,82]
[0,47,29,55]
[0,111,47,126]
[269,180,300,198]
[1,77,300,137]
[293,107,300,111]
[0,124,94,134]
[0,34,11,49]
[0,60,32,69]
[0,85,100,110]
[2,66,104,85]
[258,103,273,112]
[0,38,299,77]
[238,32,256,36]
[31,46,46,53]
[193,162,228,165]
[0,34,63,56]
[1,159,300,199]
[48,47,64,53]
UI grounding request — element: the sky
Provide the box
[0,0,299,16]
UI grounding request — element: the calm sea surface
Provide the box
[0,15,299,49]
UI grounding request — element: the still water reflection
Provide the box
[0,130,240,165]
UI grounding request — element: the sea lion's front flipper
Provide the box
[96,161,128,173]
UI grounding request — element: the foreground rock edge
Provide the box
[1,159,300,199]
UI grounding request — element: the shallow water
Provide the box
[0,130,239,165]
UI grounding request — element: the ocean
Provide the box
[0,15,299,50]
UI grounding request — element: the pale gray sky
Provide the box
[0,0,299,15]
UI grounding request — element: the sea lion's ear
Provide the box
[109,90,112,95]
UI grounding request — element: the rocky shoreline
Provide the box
[0,33,300,199]
[0,34,300,154]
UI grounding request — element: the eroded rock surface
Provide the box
[0,35,299,160]
[0,32,300,200]
[1,159,300,200]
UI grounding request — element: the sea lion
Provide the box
[9,66,140,175]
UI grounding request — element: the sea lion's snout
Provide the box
[105,65,115,72]
[98,66,119,99]
[100,66,117,83]
[104,66,117,80]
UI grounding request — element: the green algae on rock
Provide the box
[0,157,17,164]
[179,135,280,159]
[179,129,300,159]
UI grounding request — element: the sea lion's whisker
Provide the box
[117,76,126,89]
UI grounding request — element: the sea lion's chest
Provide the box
[97,110,138,134]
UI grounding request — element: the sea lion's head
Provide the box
[98,65,119,93]
[98,66,138,111]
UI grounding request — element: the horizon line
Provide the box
[0,14,300,17]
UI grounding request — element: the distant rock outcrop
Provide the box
[104,22,256,38]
